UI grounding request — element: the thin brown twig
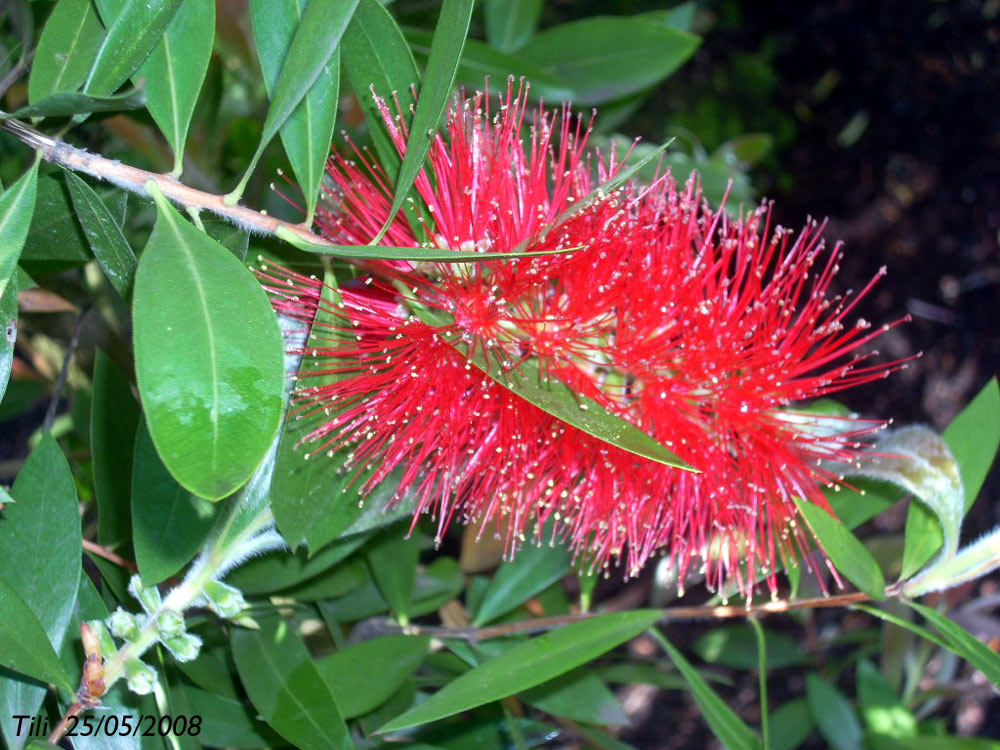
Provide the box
[0,117,330,247]
[82,539,138,572]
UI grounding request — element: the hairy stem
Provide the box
[0,116,332,248]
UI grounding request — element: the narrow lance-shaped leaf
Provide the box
[373,0,474,242]
[138,0,215,176]
[3,88,147,120]
[651,629,761,750]
[366,529,421,625]
[231,616,352,750]
[484,0,543,53]
[0,578,75,693]
[1,271,17,402]
[472,541,572,626]
[85,0,185,96]
[341,0,419,182]
[793,496,886,600]
[133,183,284,500]
[251,0,341,224]
[0,161,40,303]
[64,171,137,300]
[228,0,359,204]
[379,610,662,732]
[28,0,104,104]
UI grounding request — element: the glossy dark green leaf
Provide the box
[20,175,91,269]
[204,219,250,261]
[405,31,573,101]
[472,541,571,626]
[137,0,215,175]
[90,350,139,564]
[522,670,628,726]
[64,172,136,300]
[279,228,581,261]
[132,418,218,584]
[375,0,474,241]
[520,17,700,105]
[226,534,368,594]
[133,186,284,500]
[341,0,419,182]
[366,529,421,624]
[806,674,863,750]
[484,0,542,53]
[379,610,661,732]
[0,434,82,747]
[176,685,282,749]
[315,635,430,718]
[270,266,403,549]
[856,660,917,738]
[252,0,341,223]
[794,497,885,599]
[769,699,814,750]
[230,0,358,201]
[85,0,184,96]
[901,379,999,577]
[0,162,39,304]
[907,602,1000,687]
[0,578,74,692]
[693,624,809,670]
[231,616,352,750]
[5,87,147,119]
[0,271,16,401]
[642,3,697,31]
[592,662,697,690]
[28,0,103,104]
[652,630,760,750]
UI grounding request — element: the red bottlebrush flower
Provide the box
[261,82,906,599]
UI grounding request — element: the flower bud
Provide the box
[162,632,202,662]
[125,659,157,695]
[204,580,246,619]
[107,608,140,641]
[128,575,162,613]
[85,620,118,657]
[155,609,185,638]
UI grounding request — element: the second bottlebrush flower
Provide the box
[260,81,907,599]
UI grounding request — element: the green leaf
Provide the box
[805,674,863,750]
[519,16,701,105]
[64,171,137,300]
[90,350,140,563]
[0,434,82,748]
[901,379,1000,577]
[251,0,341,224]
[692,624,809,670]
[175,685,282,749]
[793,497,886,599]
[231,616,352,750]
[484,0,542,53]
[20,175,92,270]
[769,699,814,750]
[405,31,574,102]
[133,184,284,500]
[0,161,39,304]
[906,602,1000,687]
[0,270,16,402]
[269,265,404,550]
[229,0,359,203]
[374,0,474,241]
[365,528,421,625]
[0,578,74,692]
[472,540,572,626]
[132,417,218,584]
[85,0,185,96]
[204,219,250,261]
[5,87,147,119]
[315,635,430,718]
[378,610,661,732]
[856,660,917,738]
[277,228,582,261]
[651,630,761,750]
[863,736,1000,750]
[225,534,369,595]
[341,0,419,182]
[139,0,215,175]
[521,670,628,726]
[28,0,104,104]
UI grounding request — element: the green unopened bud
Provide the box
[85,620,118,657]
[125,658,157,695]
[107,608,140,640]
[162,632,202,662]
[155,609,185,638]
[204,580,246,619]
[128,575,162,613]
